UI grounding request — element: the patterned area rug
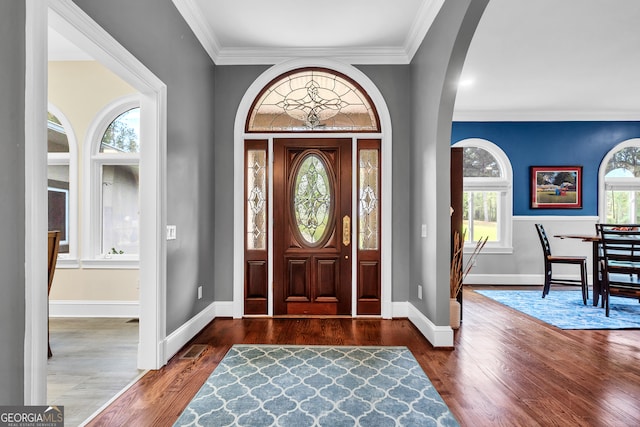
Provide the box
[173,345,459,427]
[476,289,640,329]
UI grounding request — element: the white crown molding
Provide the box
[172,0,222,63]
[215,47,410,66]
[404,0,446,62]
[453,109,640,122]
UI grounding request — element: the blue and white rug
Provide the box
[173,345,459,427]
[476,289,640,329]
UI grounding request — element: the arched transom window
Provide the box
[246,68,380,133]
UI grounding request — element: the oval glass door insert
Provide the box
[292,153,333,245]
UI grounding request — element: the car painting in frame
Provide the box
[531,166,582,209]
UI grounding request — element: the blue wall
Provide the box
[451,121,640,216]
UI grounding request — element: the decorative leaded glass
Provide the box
[293,154,333,244]
[100,108,140,153]
[247,149,267,250]
[359,149,379,250]
[247,68,380,132]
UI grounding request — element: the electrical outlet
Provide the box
[166,225,177,240]
[421,224,427,238]
[418,285,423,300]
[197,285,203,300]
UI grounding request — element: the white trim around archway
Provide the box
[233,58,393,319]
[25,0,167,404]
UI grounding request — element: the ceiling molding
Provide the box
[404,0,446,62]
[172,0,222,63]
[453,109,640,122]
[214,47,411,66]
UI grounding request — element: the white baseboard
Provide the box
[49,300,139,318]
[463,273,593,286]
[212,301,235,318]
[162,300,236,362]
[403,302,454,347]
[391,301,409,318]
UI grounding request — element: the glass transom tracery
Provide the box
[247,68,380,132]
[292,154,333,245]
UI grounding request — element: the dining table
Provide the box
[553,234,601,306]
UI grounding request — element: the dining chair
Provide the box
[534,224,588,304]
[48,230,61,358]
[596,224,640,317]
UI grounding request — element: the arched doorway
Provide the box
[233,60,393,318]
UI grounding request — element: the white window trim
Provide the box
[83,95,140,267]
[48,103,79,267]
[452,138,513,254]
[599,138,640,222]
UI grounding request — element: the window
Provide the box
[452,139,513,253]
[48,108,78,264]
[246,68,380,132]
[600,139,640,223]
[84,98,140,266]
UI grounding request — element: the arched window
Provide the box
[48,107,78,264]
[452,139,513,252]
[84,97,140,265]
[600,139,640,223]
[246,68,380,132]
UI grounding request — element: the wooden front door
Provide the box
[273,138,352,315]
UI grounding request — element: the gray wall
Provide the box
[356,65,412,302]
[409,0,489,324]
[0,0,25,404]
[74,0,217,334]
[213,65,268,300]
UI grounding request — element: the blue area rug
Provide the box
[476,290,640,329]
[173,345,459,427]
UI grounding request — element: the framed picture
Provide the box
[531,166,582,209]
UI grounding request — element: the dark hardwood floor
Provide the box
[86,287,640,427]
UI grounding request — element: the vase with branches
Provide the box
[450,230,487,299]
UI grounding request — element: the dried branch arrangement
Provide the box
[450,231,488,299]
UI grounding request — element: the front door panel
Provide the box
[274,138,352,315]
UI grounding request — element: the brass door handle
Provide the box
[342,215,351,246]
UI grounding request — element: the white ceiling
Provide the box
[49,0,640,121]
[455,0,640,121]
[171,0,443,64]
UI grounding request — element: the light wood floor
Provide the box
[47,317,142,427]
[86,287,640,426]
